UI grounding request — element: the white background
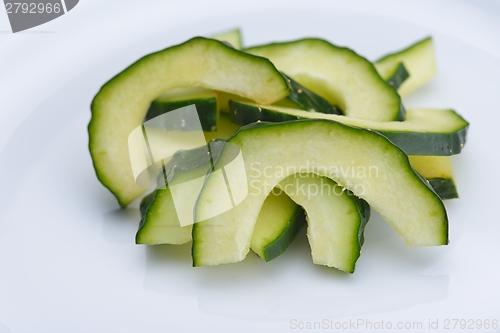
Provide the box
[0,0,499,332]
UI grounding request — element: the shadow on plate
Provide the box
[141,220,449,321]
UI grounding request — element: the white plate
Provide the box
[1,1,500,332]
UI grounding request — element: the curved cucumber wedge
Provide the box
[409,156,458,200]
[143,113,306,256]
[250,190,305,262]
[137,185,191,245]
[375,37,436,96]
[136,140,226,245]
[136,113,242,245]
[192,120,448,267]
[277,175,370,273]
[147,87,218,132]
[246,38,403,121]
[229,101,468,156]
[89,37,291,207]
[138,175,305,249]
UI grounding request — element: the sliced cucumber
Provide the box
[250,190,305,262]
[89,37,291,207]
[137,113,240,245]
[409,156,458,200]
[193,120,448,266]
[212,28,243,49]
[246,38,403,121]
[229,101,468,156]
[146,87,218,132]
[276,174,370,273]
[137,171,306,252]
[136,140,225,245]
[374,48,454,197]
[137,185,191,245]
[375,37,436,96]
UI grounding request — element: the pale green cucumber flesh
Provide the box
[204,113,240,142]
[212,28,243,49]
[192,120,448,267]
[229,101,468,156]
[375,37,436,96]
[136,187,192,245]
[89,37,291,207]
[246,38,403,121]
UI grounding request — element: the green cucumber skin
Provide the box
[282,75,342,115]
[262,206,306,262]
[386,63,410,91]
[137,191,156,233]
[89,37,291,207]
[428,178,459,200]
[384,63,408,120]
[146,98,218,132]
[229,101,468,156]
[382,129,467,156]
[159,139,225,185]
[353,195,371,247]
[193,119,448,267]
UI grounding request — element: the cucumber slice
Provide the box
[246,38,403,121]
[146,87,218,132]
[136,140,225,245]
[250,190,305,262]
[137,138,306,256]
[137,169,305,250]
[137,113,241,245]
[89,37,291,207]
[192,120,448,267]
[137,185,191,245]
[229,101,468,156]
[276,175,370,273]
[375,37,436,96]
[374,48,455,198]
[212,28,243,49]
[409,156,458,200]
